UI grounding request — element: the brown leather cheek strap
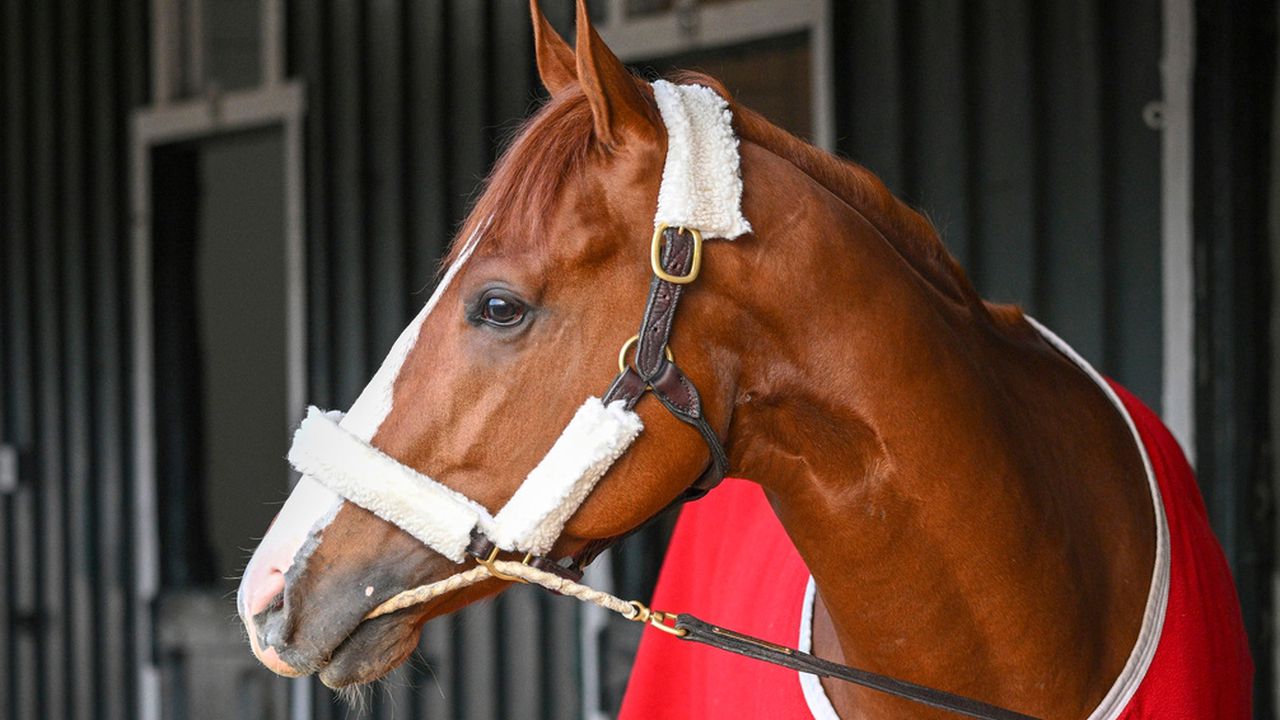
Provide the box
[603,226,730,498]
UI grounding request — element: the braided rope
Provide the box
[365,560,639,621]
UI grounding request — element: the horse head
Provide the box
[238,0,758,687]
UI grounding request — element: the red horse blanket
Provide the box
[620,381,1252,718]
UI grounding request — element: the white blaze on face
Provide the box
[238,223,488,618]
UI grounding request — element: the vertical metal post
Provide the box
[580,550,615,720]
[263,0,284,86]
[1160,0,1196,459]
[151,0,177,103]
[811,0,835,151]
[1271,2,1280,704]
[129,114,163,720]
[185,0,205,94]
[283,97,313,720]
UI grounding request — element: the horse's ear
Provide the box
[530,0,575,96]
[574,0,657,147]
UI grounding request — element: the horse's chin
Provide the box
[317,612,425,688]
[311,580,505,688]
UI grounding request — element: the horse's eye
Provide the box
[479,292,526,327]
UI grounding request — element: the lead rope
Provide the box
[364,561,1038,720]
[365,560,642,624]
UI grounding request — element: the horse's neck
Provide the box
[726,143,1154,716]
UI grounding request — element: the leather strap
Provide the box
[674,614,1040,720]
[603,226,729,489]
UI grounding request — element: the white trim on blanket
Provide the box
[797,317,1172,720]
[798,577,843,720]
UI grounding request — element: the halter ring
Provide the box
[651,224,703,284]
[618,335,674,373]
[478,545,530,584]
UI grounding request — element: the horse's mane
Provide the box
[448,71,984,311]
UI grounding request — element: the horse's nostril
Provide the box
[253,592,289,650]
[242,561,288,618]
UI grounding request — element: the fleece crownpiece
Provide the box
[652,80,752,240]
[287,397,643,562]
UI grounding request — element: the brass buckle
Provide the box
[650,224,703,285]
[627,600,688,637]
[477,545,529,584]
[617,334,675,373]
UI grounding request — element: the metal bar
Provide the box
[292,0,334,410]
[418,616,456,719]
[3,2,40,715]
[133,83,306,145]
[1036,0,1105,360]
[31,2,68,714]
[122,0,150,710]
[904,0,972,269]
[329,0,369,402]
[56,2,98,716]
[492,0,533,126]
[500,587,544,720]
[129,101,163,720]
[599,0,819,62]
[810,0,835,151]
[0,495,9,720]
[185,0,204,94]
[0,18,12,715]
[88,1,130,716]
[284,105,309,457]
[283,60,311,720]
[151,0,176,103]
[366,0,408,354]
[839,0,905,192]
[1160,0,1196,456]
[1098,0,1163,409]
[579,551,613,720]
[970,0,1036,303]
[263,0,284,86]
[406,0,449,284]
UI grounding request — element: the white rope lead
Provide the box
[365,560,642,622]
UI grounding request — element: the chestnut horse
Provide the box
[236,2,1201,717]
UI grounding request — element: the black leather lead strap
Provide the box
[673,614,1041,720]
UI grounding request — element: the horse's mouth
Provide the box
[315,608,428,688]
[249,593,440,688]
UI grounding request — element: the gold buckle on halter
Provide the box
[627,600,688,637]
[477,545,530,584]
[651,224,703,284]
[617,334,675,373]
